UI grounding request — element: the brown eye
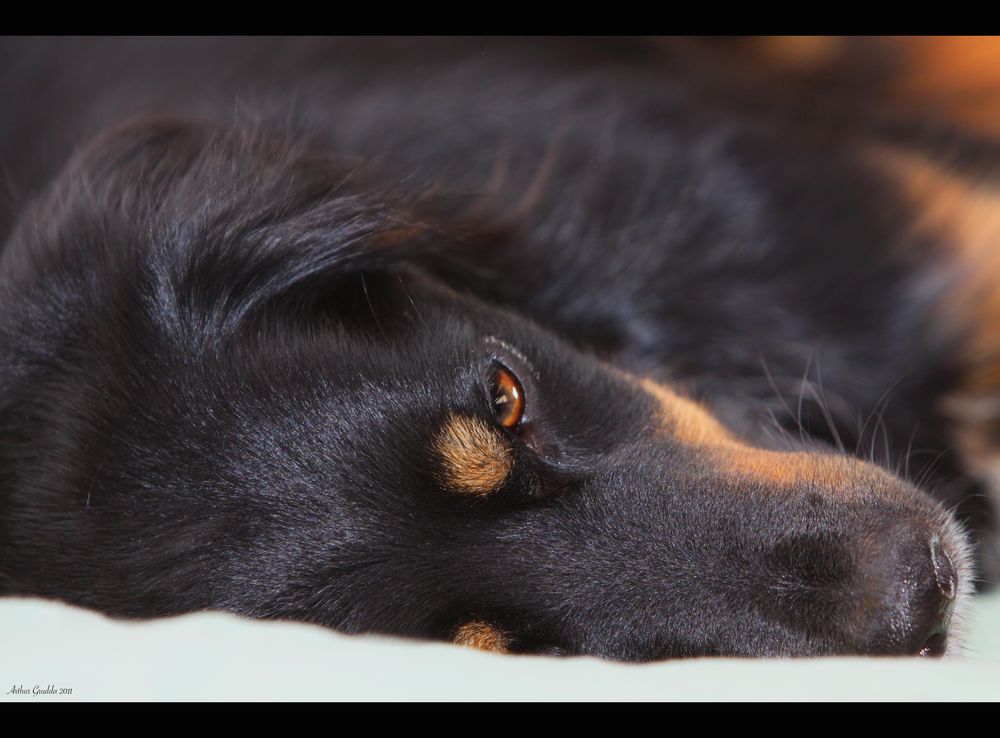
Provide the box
[490,364,525,429]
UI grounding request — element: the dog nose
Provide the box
[930,536,958,601]
[859,526,958,657]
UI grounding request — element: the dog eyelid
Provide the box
[482,336,541,385]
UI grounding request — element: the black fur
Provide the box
[0,37,992,659]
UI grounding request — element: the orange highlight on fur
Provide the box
[434,414,513,496]
[640,378,876,493]
[453,621,509,653]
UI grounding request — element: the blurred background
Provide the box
[677,36,1000,138]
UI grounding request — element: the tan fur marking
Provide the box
[434,414,512,496]
[887,36,1000,137]
[742,36,844,75]
[640,378,734,447]
[452,621,509,653]
[868,145,1000,268]
[869,145,1000,480]
[640,378,869,491]
[719,449,868,490]
[872,147,1000,379]
[740,37,1000,137]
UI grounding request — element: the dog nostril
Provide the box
[918,631,948,658]
[854,524,960,656]
[930,536,957,601]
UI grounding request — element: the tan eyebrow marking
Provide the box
[434,413,513,496]
[452,621,509,654]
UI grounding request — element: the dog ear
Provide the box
[2,116,470,339]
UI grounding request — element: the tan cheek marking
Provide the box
[434,414,512,496]
[867,145,1000,481]
[452,621,509,654]
[640,378,868,491]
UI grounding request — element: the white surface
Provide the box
[2,595,999,701]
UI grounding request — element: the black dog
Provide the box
[0,37,995,659]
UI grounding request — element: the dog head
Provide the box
[0,118,973,660]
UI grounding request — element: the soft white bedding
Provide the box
[2,593,999,701]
